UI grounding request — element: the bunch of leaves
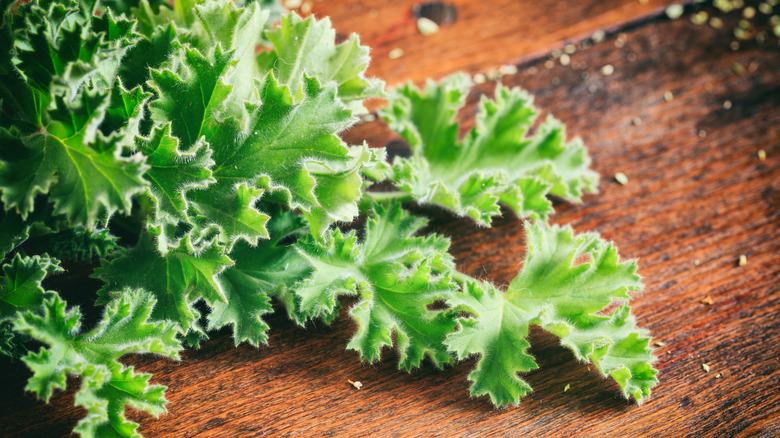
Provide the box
[0,0,658,436]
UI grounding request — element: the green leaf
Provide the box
[187,181,269,253]
[205,73,355,212]
[0,89,149,228]
[148,44,235,150]
[381,75,598,226]
[302,144,381,236]
[293,202,458,370]
[12,3,140,97]
[137,123,216,224]
[0,254,62,321]
[207,209,310,347]
[100,80,152,148]
[73,362,168,438]
[94,232,233,333]
[48,227,120,262]
[188,0,268,107]
[259,12,384,113]
[444,280,539,406]
[13,289,181,436]
[117,23,178,89]
[0,209,30,258]
[446,222,657,406]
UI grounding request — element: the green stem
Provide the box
[452,270,476,285]
[364,191,413,202]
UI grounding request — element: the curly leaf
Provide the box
[0,89,149,229]
[94,233,233,333]
[293,202,458,370]
[446,222,656,406]
[12,2,140,97]
[0,254,62,321]
[381,75,598,226]
[13,289,181,436]
[207,210,310,346]
[73,362,168,438]
[259,12,384,113]
[137,123,216,224]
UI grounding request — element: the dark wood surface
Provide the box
[2,0,779,436]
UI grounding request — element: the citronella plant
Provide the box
[0,0,658,435]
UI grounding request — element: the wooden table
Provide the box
[2,0,778,436]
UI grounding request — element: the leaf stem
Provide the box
[364,191,413,202]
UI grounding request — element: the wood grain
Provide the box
[2,1,779,437]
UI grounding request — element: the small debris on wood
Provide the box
[723,100,733,109]
[692,11,709,25]
[614,172,628,185]
[664,91,674,102]
[715,373,723,379]
[698,130,707,138]
[694,259,701,266]
[559,54,570,66]
[702,363,710,373]
[499,64,518,76]
[701,295,713,305]
[757,149,767,161]
[732,62,746,74]
[591,30,606,43]
[347,380,363,390]
[632,117,642,126]
[601,64,615,75]
[655,341,666,347]
[563,384,570,392]
[544,60,555,69]
[564,44,576,54]
[473,73,486,84]
[710,17,724,29]
[666,4,685,20]
[417,17,439,36]
[388,48,404,59]
[738,254,747,266]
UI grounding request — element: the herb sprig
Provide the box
[0,0,658,435]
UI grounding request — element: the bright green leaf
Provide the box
[381,75,598,226]
[94,232,233,333]
[447,222,657,406]
[293,202,458,370]
[13,289,181,436]
[0,254,62,321]
[259,12,384,113]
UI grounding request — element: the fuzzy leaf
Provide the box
[259,12,384,113]
[94,233,233,333]
[11,3,140,97]
[137,124,216,224]
[0,89,149,229]
[148,44,234,150]
[73,363,168,438]
[14,290,180,399]
[0,254,62,321]
[446,222,656,406]
[293,202,458,370]
[13,289,181,436]
[382,75,598,226]
[207,209,310,346]
[204,73,355,213]
[188,0,268,107]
